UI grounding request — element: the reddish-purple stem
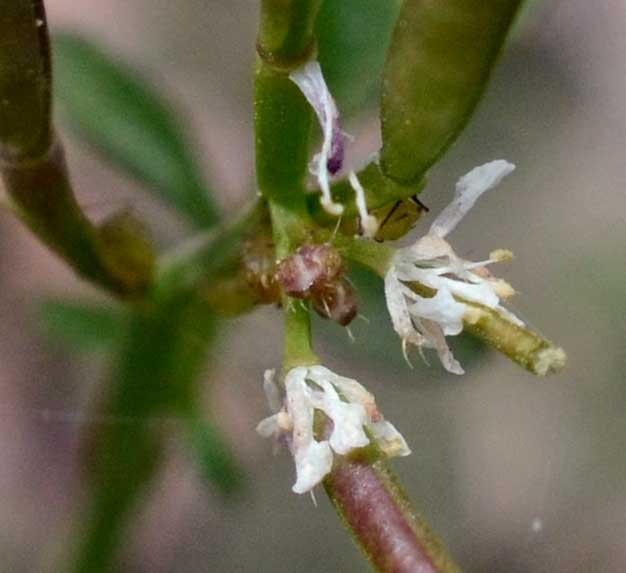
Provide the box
[325,456,459,573]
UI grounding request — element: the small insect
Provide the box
[373,195,428,242]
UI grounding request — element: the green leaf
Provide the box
[38,298,128,354]
[189,419,245,497]
[316,0,402,115]
[74,295,219,571]
[380,0,523,183]
[52,34,219,228]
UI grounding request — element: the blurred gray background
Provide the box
[1,1,625,571]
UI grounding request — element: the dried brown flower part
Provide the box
[312,278,358,326]
[241,236,281,304]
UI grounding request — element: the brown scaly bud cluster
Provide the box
[275,244,358,327]
[275,244,343,298]
[241,236,281,304]
[312,278,358,326]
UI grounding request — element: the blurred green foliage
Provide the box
[380,0,523,183]
[38,298,128,353]
[316,0,401,115]
[53,34,218,228]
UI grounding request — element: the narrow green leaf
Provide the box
[52,34,219,228]
[189,419,245,497]
[74,295,218,571]
[316,0,402,115]
[380,0,523,183]
[38,298,128,353]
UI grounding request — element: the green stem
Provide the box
[2,140,150,295]
[255,60,314,207]
[155,202,264,299]
[269,201,318,370]
[328,235,566,376]
[408,279,565,377]
[73,294,217,572]
[0,1,154,297]
[258,0,321,68]
[256,0,322,370]
[254,8,464,572]
[329,234,395,277]
[283,297,318,371]
[0,0,52,160]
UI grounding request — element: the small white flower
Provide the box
[257,365,410,494]
[290,61,345,216]
[384,160,522,375]
[290,61,376,235]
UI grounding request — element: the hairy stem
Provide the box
[329,235,565,376]
[283,297,318,371]
[408,282,566,376]
[325,452,460,573]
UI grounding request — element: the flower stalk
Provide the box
[325,449,460,573]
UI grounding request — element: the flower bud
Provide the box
[275,243,343,298]
[241,236,281,304]
[312,278,358,326]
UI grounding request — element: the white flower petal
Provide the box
[292,440,333,494]
[256,414,280,438]
[263,368,282,413]
[258,365,410,493]
[309,378,369,454]
[313,367,379,421]
[285,367,315,453]
[290,61,345,216]
[429,160,515,238]
[289,62,338,142]
[384,269,426,348]
[284,367,335,493]
[408,288,465,336]
[419,319,464,375]
[368,420,411,458]
[393,260,500,314]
